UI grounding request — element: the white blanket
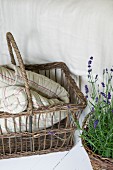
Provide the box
[0,64,69,103]
[0,86,67,133]
[0,0,113,77]
[0,86,64,114]
[0,65,69,133]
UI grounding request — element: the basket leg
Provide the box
[29,115,33,151]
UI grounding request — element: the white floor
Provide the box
[0,141,93,170]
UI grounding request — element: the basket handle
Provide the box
[6,32,33,118]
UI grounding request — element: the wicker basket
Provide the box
[83,113,113,170]
[0,32,86,159]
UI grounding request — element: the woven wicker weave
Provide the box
[0,32,86,159]
[83,113,113,170]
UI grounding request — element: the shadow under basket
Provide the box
[0,32,86,159]
[83,113,113,170]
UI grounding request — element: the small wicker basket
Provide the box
[0,32,86,159]
[83,113,113,170]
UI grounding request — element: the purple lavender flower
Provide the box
[94,120,99,129]
[95,75,98,79]
[90,56,93,60]
[88,65,91,68]
[85,85,89,94]
[88,69,92,74]
[88,60,92,65]
[100,92,106,98]
[85,95,88,99]
[108,92,111,100]
[91,107,94,112]
[112,110,113,113]
[95,97,98,102]
[67,105,71,109]
[101,82,105,87]
[48,131,55,135]
[88,74,91,78]
[106,68,108,73]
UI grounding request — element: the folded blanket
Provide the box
[0,64,69,103]
[0,86,66,133]
[0,65,69,133]
[0,86,64,114]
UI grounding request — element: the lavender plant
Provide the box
[82,56,113,158]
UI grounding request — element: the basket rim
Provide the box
[0,103,85,118]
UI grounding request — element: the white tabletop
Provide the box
[0,141,93,170]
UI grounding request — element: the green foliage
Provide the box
[82,57,113,158]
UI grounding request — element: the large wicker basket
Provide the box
[83,113,113,170]
[0,32,86,159]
